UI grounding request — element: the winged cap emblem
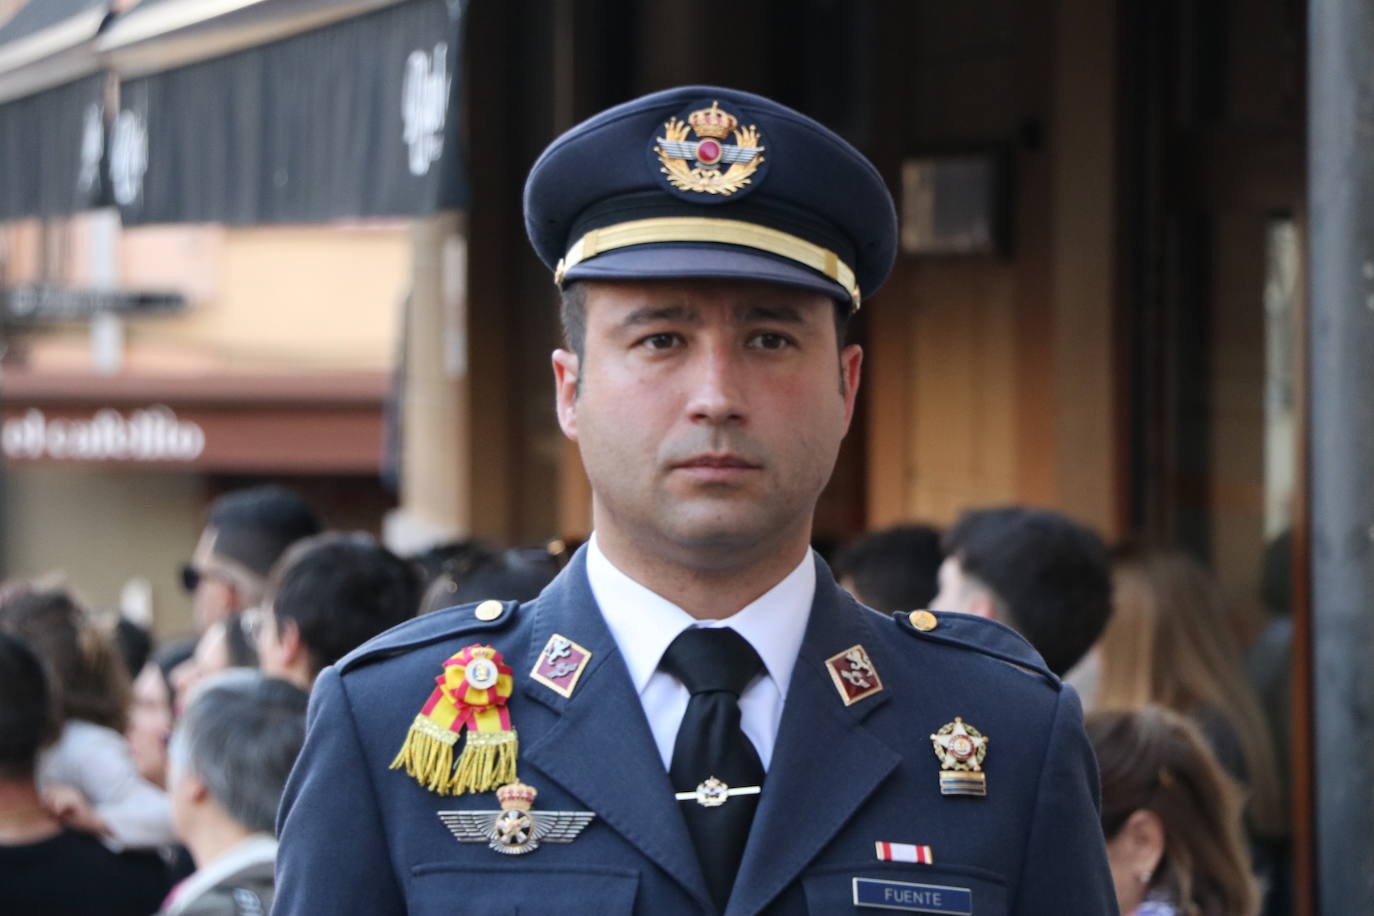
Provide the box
[438,781,596,855]
[655,101,765,195]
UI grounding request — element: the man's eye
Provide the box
[641,333,680,350]
[750,332,792,350]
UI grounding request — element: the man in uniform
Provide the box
[274,86,1117,915]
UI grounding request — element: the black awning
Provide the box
[0,72,109,219]
[111,0,466,225]
[0,0,111,219]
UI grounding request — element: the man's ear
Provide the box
[279,618,304,664]
[839,343,863,432]
[551,349,580,440]
[185,771,211,803]
[222,580,242,613]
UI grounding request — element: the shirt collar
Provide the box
[164,833,277,915]
[586,533,815,697]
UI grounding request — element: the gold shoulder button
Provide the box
[910,610,938,632]
[474,600,504,622]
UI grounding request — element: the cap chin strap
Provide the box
[554,216,861,309]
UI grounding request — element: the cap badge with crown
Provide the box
[655,100,765,195]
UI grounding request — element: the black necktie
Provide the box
[660,626,766,912]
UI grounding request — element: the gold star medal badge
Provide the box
[930,717,989,797]
[390,644,518,795]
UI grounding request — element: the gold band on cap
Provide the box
[553,216,861,308]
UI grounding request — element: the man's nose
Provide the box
[684,346,746,425]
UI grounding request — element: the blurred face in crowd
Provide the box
[167,729,206,856]
[126,662,174,788]
[169,622,230,716]
[930,556,996,620]
[553,279,861,568]
[187,529,251,632]
[253,605,294,683]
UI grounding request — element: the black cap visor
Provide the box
[560,242,853,306]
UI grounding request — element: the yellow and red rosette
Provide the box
[389,644,518,795]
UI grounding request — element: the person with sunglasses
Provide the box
[180,485,321,636]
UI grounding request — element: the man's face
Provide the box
[552,279,861,567]
[931,556,995,619]
[188,529,240,632]
[254,605,288,680]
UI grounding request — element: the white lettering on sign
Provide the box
[2,407,205,463]
[78,103,104,195]
[110,108,148,207]
[401,42,450,176]
[884,886,943,906]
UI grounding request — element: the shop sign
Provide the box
[2,406,205,463]
[2,285,186,324]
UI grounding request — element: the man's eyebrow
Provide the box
[736,303,807,324]
[621,304,699,327]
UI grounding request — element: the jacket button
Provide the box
[910,610,938,632]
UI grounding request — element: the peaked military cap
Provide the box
[524,85,898,311]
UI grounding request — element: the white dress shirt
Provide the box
[586,533,815,772]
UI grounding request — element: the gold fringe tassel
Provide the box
[389,715,518,796]
[389,714,459,793]
[452,729,519,795]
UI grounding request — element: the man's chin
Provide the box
[658,511,789,563]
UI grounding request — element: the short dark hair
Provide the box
[559,282,590,358]
[207,485,322,578]
[0,588,132,732]
[558,281,852,360]
[834,524,944,612]
[942,507,1110,676]
[0,632,56,780]
[223,613,260,669]
[409,538,495,593]
[421,546,561,614]
[267,532,419,677]
[172,670,308,834]
[114,617,152,682]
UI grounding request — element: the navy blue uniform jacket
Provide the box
[273,550,1117,915]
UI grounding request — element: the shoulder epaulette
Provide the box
[892,610,1059,686]
[337,599,520,675]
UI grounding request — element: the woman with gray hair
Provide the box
[160,669,308,916]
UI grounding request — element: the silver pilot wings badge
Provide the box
[438,781,595,855]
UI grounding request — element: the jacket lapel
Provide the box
[517,550,712,910]
[727,559,901,916]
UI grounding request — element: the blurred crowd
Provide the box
[0,486,1292,916]
[0,485,565,915]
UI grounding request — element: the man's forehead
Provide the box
[193,528,220,564]
[582,279,835,322]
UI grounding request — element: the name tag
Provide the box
[852,877,973,914]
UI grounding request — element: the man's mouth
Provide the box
[674,453,761,470]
